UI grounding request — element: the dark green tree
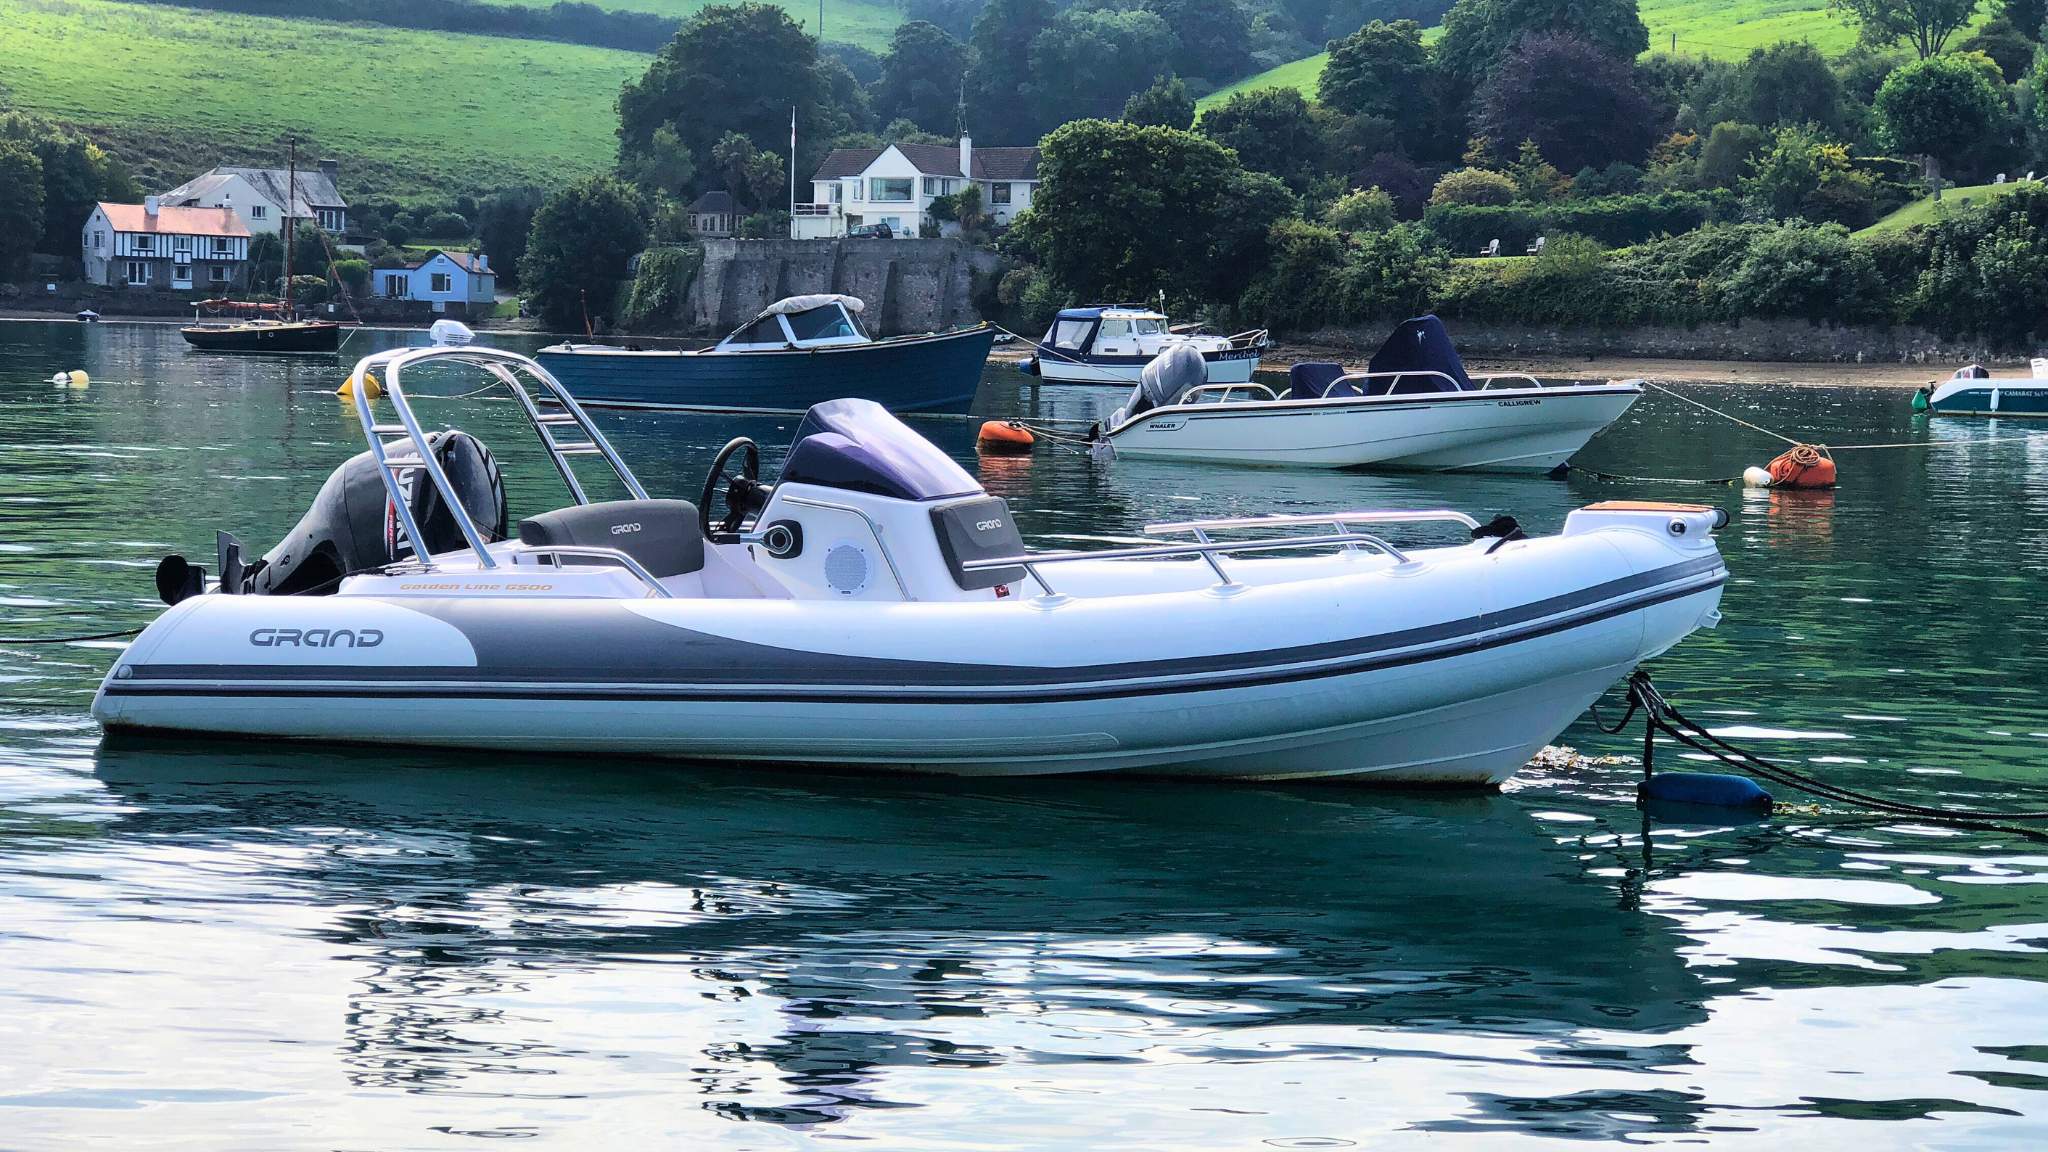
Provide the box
[1960,18,2037,78]
[0,141,44,279]
[520,175,648,332]
[711,132,789,210]
[1028,119,1293,308]
[1196,86,1324,191]
[1124,75,1196,128]
[1694,120,1770,189]
[1144,0,1252,81]
[2003,0,2046,37]
[1828,0,1982,58]
[964,0,1057,143]
[1317,20,1431,123]
[476,187,544,288]
[874,21,968,136]
[1030,9,1180,125]
[1436,0,1649,87]
[1473,35,1660,172]
[1875,52,2008,179]
[1724,42,1848,132]
[617,4,837,196]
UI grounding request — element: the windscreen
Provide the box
[781,399,981,501]
[784,305,859,342]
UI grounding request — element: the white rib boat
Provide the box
[1096,317,1641,472]
[94,345,1727,785]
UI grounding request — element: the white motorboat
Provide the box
[1095,317,1641,472]
[94,345,1727,785]
[1026,304,1267,385]
[1918,361,2048,417]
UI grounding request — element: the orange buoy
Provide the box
[1765,444,1836,489]
[977,420,1035,455]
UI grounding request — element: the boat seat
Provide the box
[1290,361,1350,399]
[517,499,705,578]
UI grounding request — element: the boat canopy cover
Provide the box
[781,398,982,502]
[758,293,866,319]
[1953,364,1990,379]
[1122,343,1208,419]
[1367,316,1471,392]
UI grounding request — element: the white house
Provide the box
[80,198,251,291]
[793,136,1039,240]
[376,250,496,310]
[159,160,349,237]
[687,190,738,238]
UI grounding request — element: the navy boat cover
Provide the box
[1367,316,1471,393]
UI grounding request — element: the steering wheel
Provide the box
[699,436,765,542]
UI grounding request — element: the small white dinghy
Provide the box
[1096,316,1641,472]
[94,345,1728,786]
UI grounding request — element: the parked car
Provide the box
[847,223,894,239]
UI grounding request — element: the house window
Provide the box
[869,177,912,202]
[250,205,267,220]
[384,274,407,298]
[125,261,148,285]
[132,234,154,251]
[172,264,193,285]
[430,272,452,293]
[173,234,192,253]
[212,238,231,255]
[825,183,842,203]
[92,231,103,250]
[317,209,343,232]
[921,176,939,196]
[990,183,1013,205]
[208,266,229,284]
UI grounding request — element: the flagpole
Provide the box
[789,105,797,233]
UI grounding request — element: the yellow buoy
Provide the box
[337,371,383,400]
[50,370,88,388]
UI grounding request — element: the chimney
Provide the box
[144,195,160,217]
[476,253,488,271]
[318,159,338,182]
[960,135,972,183]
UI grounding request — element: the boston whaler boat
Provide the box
[536,294,995,414]
[1096,317,1641,472]
[95,346,1728,785]
[1025,305,1268,385]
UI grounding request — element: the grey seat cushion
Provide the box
[517,499,705,578]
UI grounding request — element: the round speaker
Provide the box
[823,544,871,596]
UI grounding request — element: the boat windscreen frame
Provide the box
[342,345,650,570]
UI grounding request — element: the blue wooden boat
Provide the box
[536,294,995,415]
[1921,362,2048,417]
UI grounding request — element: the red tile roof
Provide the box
[98,202,250,238]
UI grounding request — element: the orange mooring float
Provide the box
[977,420,1036,455]
[1762,444,1836,489]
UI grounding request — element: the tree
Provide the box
[0,141,45,279]
[1325,186,1397,231]
[617,4,836,197]
[1317,20,1432,123]
[1124,75,1196,129]
[1473,35,1661,173]
[1030,9,1180,125]
[1726,42,1848,133]
[623,124,697,197]
[1740,124,1881,225]
[1960,19,2036,80]
[1144,0,1251,82]
[2004,0,2046,37]
[1694,121,1770,189]
[1875,52,2008,180]
[711,132,788,210]
[1027,119,1293,308]
[873,21,969,136]
[519,175,648,332]
[1436,0,1649,87]
[965,0,1057,143]
[476,188,543,289]
[1196,87,1324,191]
[1506,139,1571,200]
[1828,0,1982,58]
[1430,167,1518,205]
[1352,151,1432,217]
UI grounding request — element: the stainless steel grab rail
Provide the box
[514,545,674,598]
[1310,371,1554,398]
[1145,510,1481,533]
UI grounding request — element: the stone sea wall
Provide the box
[1298,318,2028,366]
[684,238,1001,337]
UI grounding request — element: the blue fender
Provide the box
[1638,772,1773,812]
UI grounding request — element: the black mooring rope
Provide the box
[1621,670,2048,824]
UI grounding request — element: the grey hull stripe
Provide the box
[108,558,1725,704]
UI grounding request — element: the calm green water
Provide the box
[3,320,2047,1149]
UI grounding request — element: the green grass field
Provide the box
[0,0,642,198]
[492,0,905,50]
[1198,0,1895,112]
[1858,181,2030,234]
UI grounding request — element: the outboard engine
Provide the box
[1113,342,1207,424]
[233,431,507,595]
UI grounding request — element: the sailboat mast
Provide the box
[282,136,296,319]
